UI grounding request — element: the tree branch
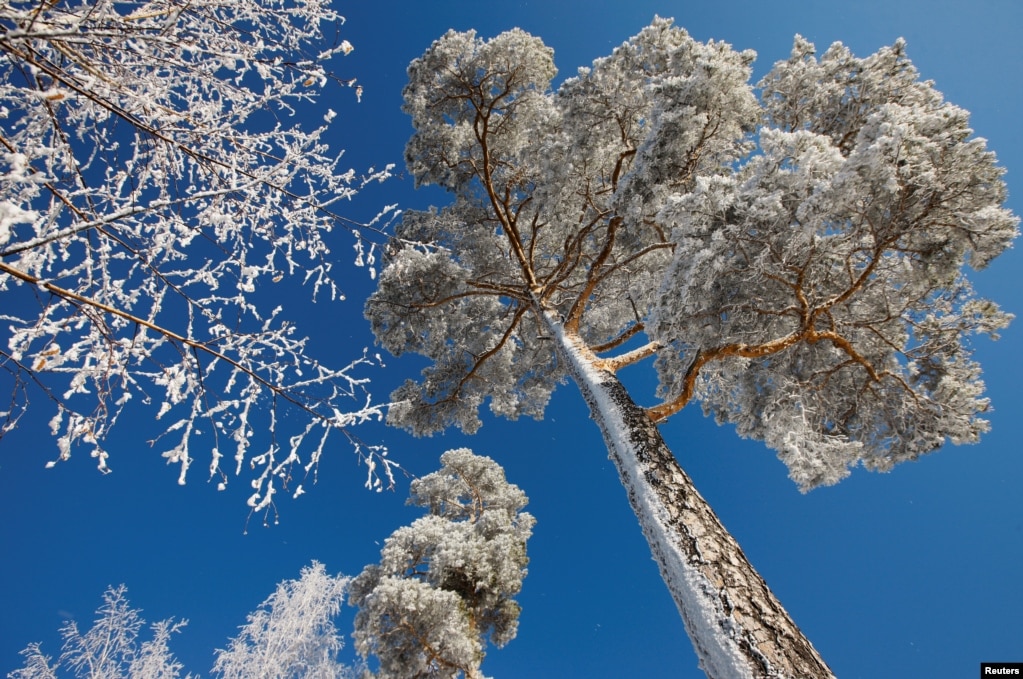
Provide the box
[0,260,368,438]
[594,340,661,373]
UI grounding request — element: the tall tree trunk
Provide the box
[538,307,835,679]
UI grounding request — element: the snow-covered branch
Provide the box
[0,0,397,504]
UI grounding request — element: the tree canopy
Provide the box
[368,19,1016,490]
[351,448,534,679]
[650,35,1016,489]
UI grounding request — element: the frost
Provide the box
[0,0,390,505]
[8,585,188,679]
[0,201,35,246]
[11,565,359,679]
[214,562,352,679]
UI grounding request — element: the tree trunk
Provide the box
[538,307,835,679]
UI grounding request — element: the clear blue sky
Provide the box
[2,1,1021,677]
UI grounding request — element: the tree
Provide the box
[9,585,188,679]
[350,448,534,679]
[365,20,1017,678]
[0,0,396,509]
[212,562,353,679]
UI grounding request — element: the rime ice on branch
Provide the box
[366,19,1016,678]
[213,562,353,679]
[0,0,397,502]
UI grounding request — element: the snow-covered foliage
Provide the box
[8,454,529,679]
[651,36,1017,489]
[0,0,396,501]
[367,19,1016,488]
[368,18,759,436]
[350,448,534,679]
[8,565,355,679]
[9,585,188,679]
[213,562,354,679]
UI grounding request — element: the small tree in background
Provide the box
[9,566,354,679]
[350,448,534,679]
[9,585,188,679]
[212,562,352,679]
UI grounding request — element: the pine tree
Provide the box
[366,20,1016,677]
[350,449,534,679]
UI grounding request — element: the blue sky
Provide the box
[2,1,1022,677]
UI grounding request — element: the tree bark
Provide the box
[538,307,835,679]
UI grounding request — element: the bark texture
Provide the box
[545,311,834,679]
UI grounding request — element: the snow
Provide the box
[539,306,755,679]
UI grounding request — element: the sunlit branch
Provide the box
[647,332,804,423]
[594,340,661,373]
[564,216,622,334]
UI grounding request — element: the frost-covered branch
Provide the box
[213,562,354,679]
[0,0,399,504]
[594,338,660,373]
